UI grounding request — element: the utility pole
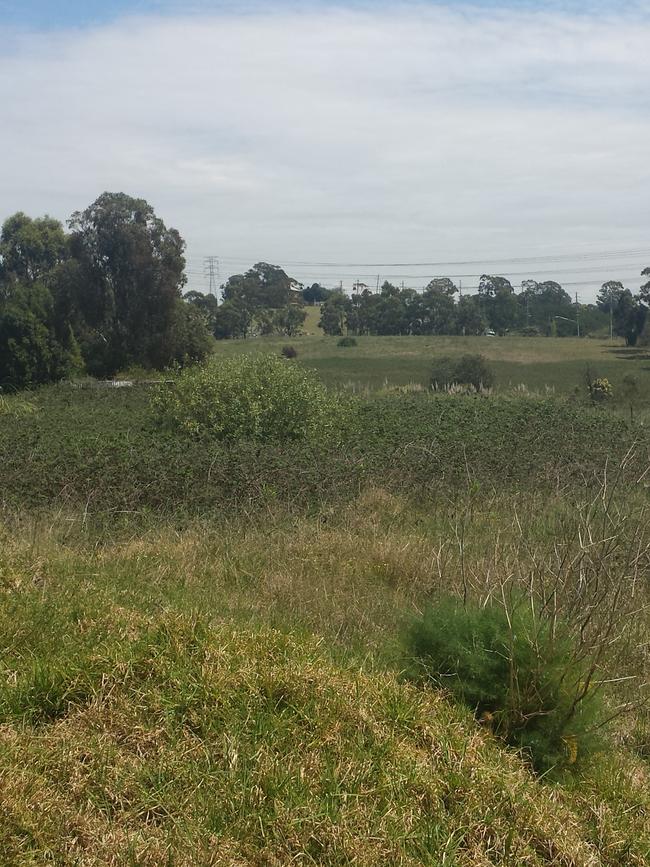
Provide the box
[575,292,580,338]
[376,274,380,291]
[204,256,220,298]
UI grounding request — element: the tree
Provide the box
[184,290,220,330]
[274,305,307,337]
[640,267,650,301]
[319,292,349,335]
[213,299,252,340]
[222,262,296,309]
[456,295,486,335]
[168,299,213,364]
[478,275,514,298]
[0,213,68,287]
[302,283,331,305]
[0,281,81,390]
[597,280,625,313]
[68,192,188,375]
[419,285,457,335]
[520,280,575,335]
[424,277,457,296]
[613,289,646,346]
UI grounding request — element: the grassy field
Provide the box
[1,337,649,864]
[207,331,650,405]
[1,494,648,865]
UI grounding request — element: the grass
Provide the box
[207,333,650,407]
[0,494,648,864]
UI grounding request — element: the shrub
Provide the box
[431,354,494,392]
[281,345,298,359]
[588,377,613,403]
[337,336,357,348]
[403,597,602,773]
[152,354,346,442]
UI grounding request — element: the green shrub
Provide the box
[337,336,357,347]
[430,354,494,392]
[281,345,298,359]
[403,597,602,773]
[152,354,346,442]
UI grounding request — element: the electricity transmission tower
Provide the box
[204,256,220,298]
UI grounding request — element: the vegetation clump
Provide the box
[588,376,613,403]
[403,597,603,774]
[337,336,357,347]
[430,353,495,392]
[281,344,298,358]
[153,353,345,442]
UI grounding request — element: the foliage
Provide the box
[273,305,307,337]
[281,344,298,358]
[68,192,191,376]
[337,336,357,347]
[302,282,331,304]
[221,262,299,309]
[319,292,349,335]
[588,377,613,403]
[183,290,220,330]
[152,354,345,442]
[168,299,213,365]
[0,212,68,285]
[0,382,642,516]
[213,298,252,339]
[431,353,495,391]
[403,597,603,773]
[0,282,82,390]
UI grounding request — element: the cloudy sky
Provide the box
[1,0,649,298]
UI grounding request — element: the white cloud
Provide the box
[0,3,649,296]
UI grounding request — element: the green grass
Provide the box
[207,334,650,406]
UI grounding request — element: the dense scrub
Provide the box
[0,385,644,515]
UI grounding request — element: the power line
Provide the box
[186,246,650,270]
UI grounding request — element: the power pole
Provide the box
[204,256,220,298]
[575,292,580,338]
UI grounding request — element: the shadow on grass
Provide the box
[605,347,650,360]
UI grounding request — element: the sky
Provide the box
[1,1,649,298]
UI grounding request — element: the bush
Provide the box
[281,345,298,359]
[430,354,494,392]
[337,336,357,347]
[403,597,602,773]
[153,354,346,442]
[588,377,613,403]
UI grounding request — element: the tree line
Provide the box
[315,274,650,342]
